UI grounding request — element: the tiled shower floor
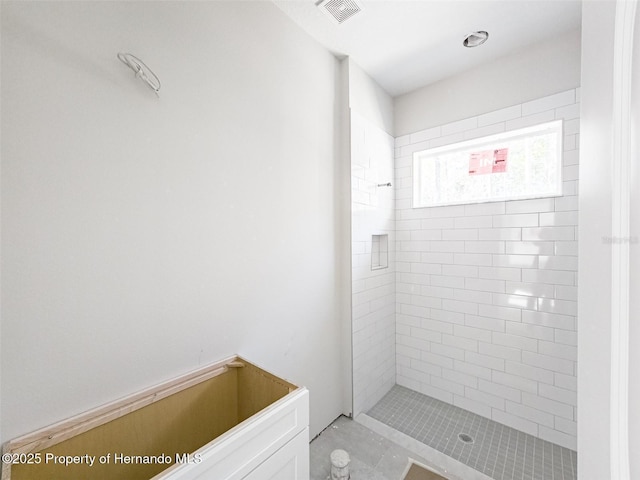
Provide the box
[367,385,577,480]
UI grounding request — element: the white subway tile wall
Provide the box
[393,89,579,450]
[351,111,396,416]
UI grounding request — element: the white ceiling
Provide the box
[273,0,582,97]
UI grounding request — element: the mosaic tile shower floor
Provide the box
[367,385,577,480]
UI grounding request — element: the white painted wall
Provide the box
[0,1,347,443]
[394,90,580,450]
[579,1,640,479]
[348,60,395,136]
[577,2,615,477]
[337,57,354,421]
[630,7,640,479]
[394,29,581,137]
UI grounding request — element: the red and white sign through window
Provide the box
[468,148,508,175]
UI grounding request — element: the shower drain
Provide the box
[458,433,474,444]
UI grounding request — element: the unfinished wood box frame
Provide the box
[1,355,310,480]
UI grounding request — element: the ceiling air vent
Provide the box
[318,0,363,25]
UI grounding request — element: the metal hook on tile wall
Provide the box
[117,53,161,97]
[377,182,392,187]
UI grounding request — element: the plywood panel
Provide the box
[10,370,239,480]
[237,363,294,422]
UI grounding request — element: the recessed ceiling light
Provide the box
[463,31,489,48]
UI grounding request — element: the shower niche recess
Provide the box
[371,234,389,270]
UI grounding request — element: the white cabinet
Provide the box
[158,387,309,480]
[2,356,310,480]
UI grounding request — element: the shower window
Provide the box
[412,120,563,208]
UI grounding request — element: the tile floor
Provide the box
[310,414,492,480]
[366,385,577,480]
[310,385,578,480]
[310,414,428,480]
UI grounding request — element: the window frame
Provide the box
[412,120,564,209]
